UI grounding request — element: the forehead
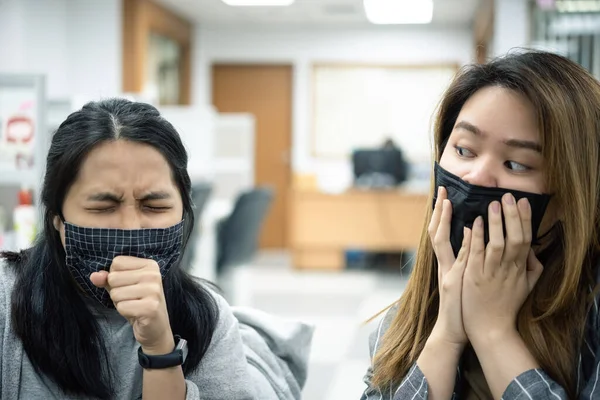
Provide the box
[72,140,177,194]
[455,86,540,143]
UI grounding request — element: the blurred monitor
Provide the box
[352,148,409,189]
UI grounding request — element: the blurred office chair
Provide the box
[215,187,274,303]
[216,186,274,272]
[181,182,213,273]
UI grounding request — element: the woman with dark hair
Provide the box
[0,98,303,399]
[362,51,600,399]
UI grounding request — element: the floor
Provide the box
[222,251,410,400]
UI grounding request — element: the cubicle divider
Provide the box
[158,106,256,282]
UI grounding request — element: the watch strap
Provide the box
[138,335,187,369]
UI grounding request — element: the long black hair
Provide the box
[4,98,219,398]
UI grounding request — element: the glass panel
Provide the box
[145,32,182,105]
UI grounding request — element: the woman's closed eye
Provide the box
[143,205,173,212]
[86,206,116,213]
[85,204,173,213]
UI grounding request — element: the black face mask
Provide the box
[64,221,184,308]
[433,163,552,257]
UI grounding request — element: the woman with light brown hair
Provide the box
[361,50,600,400]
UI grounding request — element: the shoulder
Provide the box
[592,260,600,312]
[188,288,260,398]
[0,260,17,313]
[368,304,399,360]
[0,259,19,346]
[204,288,256,352]
[587,258,600,345]
[207,288,237,337]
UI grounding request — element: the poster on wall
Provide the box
[0,88,36,172]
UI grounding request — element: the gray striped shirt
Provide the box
[361,269,600,399]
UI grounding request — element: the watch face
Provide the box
[182,344,189,363]
[176,337,189,363]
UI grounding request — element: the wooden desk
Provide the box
[289,189,429,270]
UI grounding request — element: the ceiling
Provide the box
[154,0,481,28]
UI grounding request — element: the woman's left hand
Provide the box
[462,193,544,344]
[90,256,174,354]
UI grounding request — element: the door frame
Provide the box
[122,0,192,104]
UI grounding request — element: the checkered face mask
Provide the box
[64,220,184,308]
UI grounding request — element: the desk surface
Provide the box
[289,189,430,269]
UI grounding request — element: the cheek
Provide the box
[439,148,467,177]
[497,174,546,195]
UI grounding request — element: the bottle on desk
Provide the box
[14,187,36,250]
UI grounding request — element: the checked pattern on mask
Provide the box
[64,221,184,307]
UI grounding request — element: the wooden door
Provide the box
[212,65,292,249]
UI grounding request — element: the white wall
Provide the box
[0,0,26,70]
[493,0,530,56]
[194,26,474,183]
[0,0,69,98]
[65,0,123,99]
[0,0,122,100]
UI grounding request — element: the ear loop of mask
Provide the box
[532,220,562,245]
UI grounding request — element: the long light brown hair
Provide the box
[371,51,600,399]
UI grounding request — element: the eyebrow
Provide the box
[86,192,123,202]
[140,191,173,201]
[454,121,542,153]
[86,191,172,202]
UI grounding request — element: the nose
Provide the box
[119,206,142,230]
[462,162,498,188]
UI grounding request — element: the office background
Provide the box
[0,0,598,398]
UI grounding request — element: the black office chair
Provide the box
[181,182,213,273]
[216,187,274,274]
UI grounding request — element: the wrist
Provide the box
[469,326,519,349]
[141,335,176,356]
[428,328,467,354]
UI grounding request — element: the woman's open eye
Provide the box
[454,145,474,158]
[505,161,530,172]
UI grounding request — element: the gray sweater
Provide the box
[0,264,314,399]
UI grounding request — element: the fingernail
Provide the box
[475,216,483,228]
[491,201,500,213]
[437,186,442,197]
[519,198,530,211]
[504,193,515,205]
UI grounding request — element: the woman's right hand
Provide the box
[428,186,471,349]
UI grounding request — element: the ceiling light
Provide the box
[555,0,600,12]
[364,0,433,24]
[221,0,295,6]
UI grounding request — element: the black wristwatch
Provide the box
[138,335,188,369]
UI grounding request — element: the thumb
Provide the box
[526,250,544,293]
[90,270,110,289]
